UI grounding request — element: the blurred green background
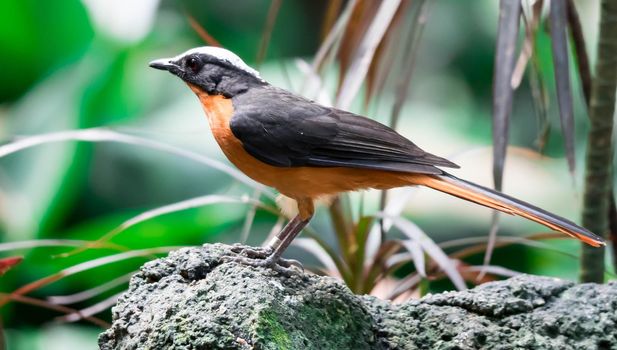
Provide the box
[0,0,607,348]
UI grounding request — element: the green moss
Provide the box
[297,301,373,349]
[253,297,373,350]
[254,309,293,350]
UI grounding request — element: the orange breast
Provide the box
[188,85,416,200]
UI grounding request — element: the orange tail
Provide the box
[413,173,605,247]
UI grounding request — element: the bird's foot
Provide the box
[226,245,303,275]
[230,244,273,259]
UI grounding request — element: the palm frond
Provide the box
[549,0,576,175]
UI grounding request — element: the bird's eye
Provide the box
[186,57,202,73]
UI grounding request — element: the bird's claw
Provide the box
[230,245,273,259]
[224,247,304,276]
[279,258,304,272]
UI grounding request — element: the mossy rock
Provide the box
[99,244,617,350]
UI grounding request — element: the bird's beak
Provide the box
[149,58,180,73]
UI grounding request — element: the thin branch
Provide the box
[0,246,183,307]
[2,293,109,328]
[55,293,121,324]
[185,13,221,46]
[580,0,617,283]
[256,0,283,66]
[48,272,133,305]
[0,239,125,253]
[59,194,277,258]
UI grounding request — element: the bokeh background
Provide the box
[0,0,608,348]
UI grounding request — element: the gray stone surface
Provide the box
[99,244,617,350]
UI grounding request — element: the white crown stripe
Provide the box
[173,46,262,80]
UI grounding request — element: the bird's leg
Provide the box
[260,216,309,268]
[265,215,303,252]
[229,198,314,273]
[230,215,308,271]
[231,215,301,259]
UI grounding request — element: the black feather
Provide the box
[230,86,458,174]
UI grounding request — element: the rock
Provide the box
[99,244,617,350]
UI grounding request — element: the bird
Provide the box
[149,46,604,272]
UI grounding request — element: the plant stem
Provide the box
[579,0,617,283]
[329,196,354,261]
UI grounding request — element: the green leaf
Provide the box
[0,0,93,102]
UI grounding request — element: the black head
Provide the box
[149,46,266,97]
